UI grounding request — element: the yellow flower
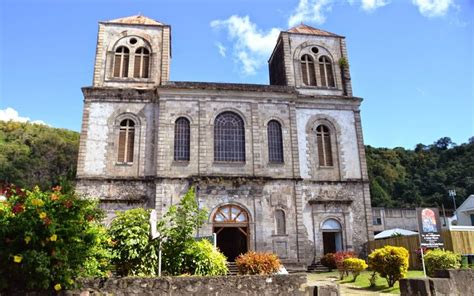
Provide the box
[24,236,31,244]
[67,278,74,285]
[54,284,62,291]
[13,255,22,263]
[39,212,47,219]
[50,234,57,242]
[31,199,44,207]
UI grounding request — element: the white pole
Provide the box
[158,241,162,277]
[420,247,427,278]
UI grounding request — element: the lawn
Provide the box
[307,270,425,294]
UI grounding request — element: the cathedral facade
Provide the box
[76,15,374,269]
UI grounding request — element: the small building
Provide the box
[454,195,474,226]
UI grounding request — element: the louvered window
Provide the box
[174,117,190,161]
[113,46,130,78]
[318,56,335,87]
[118,119,135,163]
[214,112,245,162]
[267,120,283,163]
[275,210,286,235]
[316,125,333,167]
[133,47,150,78]
[301,54,317,86]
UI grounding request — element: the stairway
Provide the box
[307,261,330,273]
[227,262,239,275]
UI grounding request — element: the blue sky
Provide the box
[0,0,472,148]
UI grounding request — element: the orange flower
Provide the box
[51,194,59,201]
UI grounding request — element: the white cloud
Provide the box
[412,0,454,17]
[215,42,227,57]
[211,15,281,75]
[288,0,333,27]
[361,0,390,12]
[0,107,48,125]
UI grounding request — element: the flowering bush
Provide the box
[236,251,281,275]
[368,246,409,287]
[0,185,112,292]
[343,258,368,281]
[320,253,337,271]
[334,251,356,279]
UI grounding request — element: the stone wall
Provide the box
[400,269,474,296]
[65,274,309,296]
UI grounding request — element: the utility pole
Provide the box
[448,189,457,212]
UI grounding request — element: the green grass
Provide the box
[307,270,425,294]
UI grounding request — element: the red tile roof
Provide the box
[287,24,340,37]
[107,15,165,26]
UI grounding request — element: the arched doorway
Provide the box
[213,204,249,261]
[322,218,343,254]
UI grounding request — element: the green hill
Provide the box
[1,121,472,208]
[0,121,79,190]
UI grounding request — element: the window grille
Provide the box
[174,117,190,161]
[133,47,150,78]
[267,120,283,163]
[316,125,333,166]
[214,112,245,162]
[113,46,130,78]
[275,210,286,235]
[118,119,135,163]
[301,54,317,86]
[318,56,335,87]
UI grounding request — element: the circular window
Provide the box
[311,47,319,54]
[129,38,138,45]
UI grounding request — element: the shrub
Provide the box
[368,246,409,287]
[320,253,336,271]
[108,208,162,276]
[236,251,281,275]
[343,258,368,281]
[334,251,356,279]
[161,186,207,275]
[424,249,461,277]
[0,185,111,292]
[183,240,228,276]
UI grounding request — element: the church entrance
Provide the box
[321,219,343,254]
[213,204,249,261]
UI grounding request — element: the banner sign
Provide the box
[416,207,444,248]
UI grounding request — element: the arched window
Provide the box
[318,56,335,87]
[118,119,135,163]
[301,54,317,86]
[275,210,286,235]
[113,46,130,78]
[267,120,283,163]
[214,112,245,162]
[316,125,333,167]
[134,47,150,78]
[174,117,190,161]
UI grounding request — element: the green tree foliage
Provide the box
[0,121,79,190]
[424,249,461,277]
[0,185,111,292]
[161,186,208,275]
[183,240,228,276]
[368,246,409,287]
[366,137,474,208]
[108,208,162,276]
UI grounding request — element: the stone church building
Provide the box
[76,15,374,269]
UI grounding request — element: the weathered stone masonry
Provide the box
[76,16,373,268]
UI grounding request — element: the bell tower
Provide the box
[268,24,352,96]
[92,15,171,88]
